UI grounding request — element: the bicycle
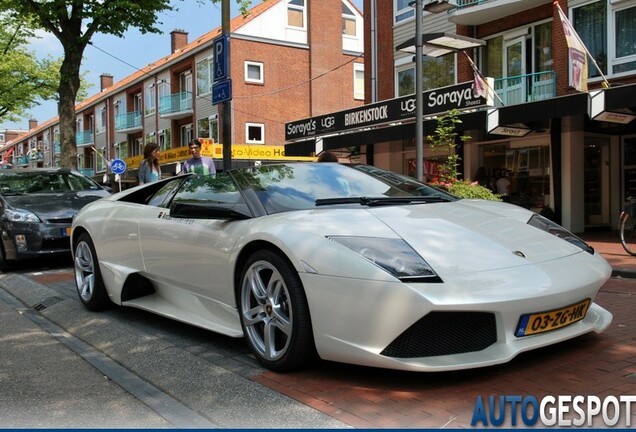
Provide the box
[619,200,636,255]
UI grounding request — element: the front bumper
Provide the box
[1,221,72,261]
[301,251,613,372]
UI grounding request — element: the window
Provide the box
[395,0,414,24]
[196,57,213,96]
[116,142,128,159]
[573,0,636,77]
[145,85,156,116]
[396,54,455,97]
[287,0,305,29]
[246,123,264,144]
[96,107,106,134]
[198,115,219,142]
[354,63,364,100]
[181,123,194,147]
[397,67,415,96]
[342,2,356,36]
[245,61,264,84]
[158,129,171,151]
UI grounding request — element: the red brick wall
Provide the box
[231,39,310,145]
[364,0,395,102]
[229,0,364,145]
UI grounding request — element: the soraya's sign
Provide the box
[285,81,492,141]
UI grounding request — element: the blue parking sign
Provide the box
[213,34,229,82]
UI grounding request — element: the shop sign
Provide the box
[285,80,494,141]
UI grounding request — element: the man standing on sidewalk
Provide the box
[182,139,216,175]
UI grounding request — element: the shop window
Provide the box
[480,143,551,210]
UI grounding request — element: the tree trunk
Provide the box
[58,45,84,169]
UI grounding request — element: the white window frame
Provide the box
[245,61,264,84]
[196,56,214,96]
[181,123,194,147]
[394,0,415,24]
[353,63,364,100]
[287,0,306,30]
[145,84,156,116]
[342,1,357,37]
[246,123,265,144]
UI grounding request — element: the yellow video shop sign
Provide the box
[125,140,315,169]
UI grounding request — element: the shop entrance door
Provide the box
[584,137,610,227]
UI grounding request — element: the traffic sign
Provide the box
[213,34,229,82]
[212,79,232,105]
[110,158,127,175]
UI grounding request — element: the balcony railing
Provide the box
[492,71,556,106]
[76,131,95,146]
[115,111,142,132]
[455,0,486,7]
[159,92,193,119]
[15,155,29,166]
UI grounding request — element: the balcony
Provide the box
[492,71,556,106]
[449,0,552,26]
[115,111,143,133]
[15,155,29,166]
[159,92,193,120]
[76,131,95,146]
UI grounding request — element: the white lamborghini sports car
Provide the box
[71,163,613,372]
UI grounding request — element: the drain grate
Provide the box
[34,296,65,311]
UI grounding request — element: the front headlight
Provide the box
[5,208,41,223]
[327,236,442,282]
[527,214,593,254]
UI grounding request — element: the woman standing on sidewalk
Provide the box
[138,143,161,185]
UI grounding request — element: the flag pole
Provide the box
[462,51,505,106]
[554,0,610,88]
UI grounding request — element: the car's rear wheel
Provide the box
[238,249,316,371]
[74,233,111,311]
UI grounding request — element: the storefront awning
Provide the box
[589,84,636,124]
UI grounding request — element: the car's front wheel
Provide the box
[238,249,316,371]
[74,233,111,311]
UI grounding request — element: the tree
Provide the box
[0,0,255,168]
[0,14,61,123]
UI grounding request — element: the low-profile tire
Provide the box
[0,244,13,273]
[74,233,111,311]
[238,249,317,371]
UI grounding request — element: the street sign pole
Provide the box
[221,0,232,172]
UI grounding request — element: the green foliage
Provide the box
[445,180,502,201]
[426,109,471,183]
[426,109,500,201]
[0,15,61,122]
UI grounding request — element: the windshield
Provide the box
[0,171,104,195]
[233,163,457,214]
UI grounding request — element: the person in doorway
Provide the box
[496,169,512,202]
[138,142,161,185]
[182,139,216,175]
